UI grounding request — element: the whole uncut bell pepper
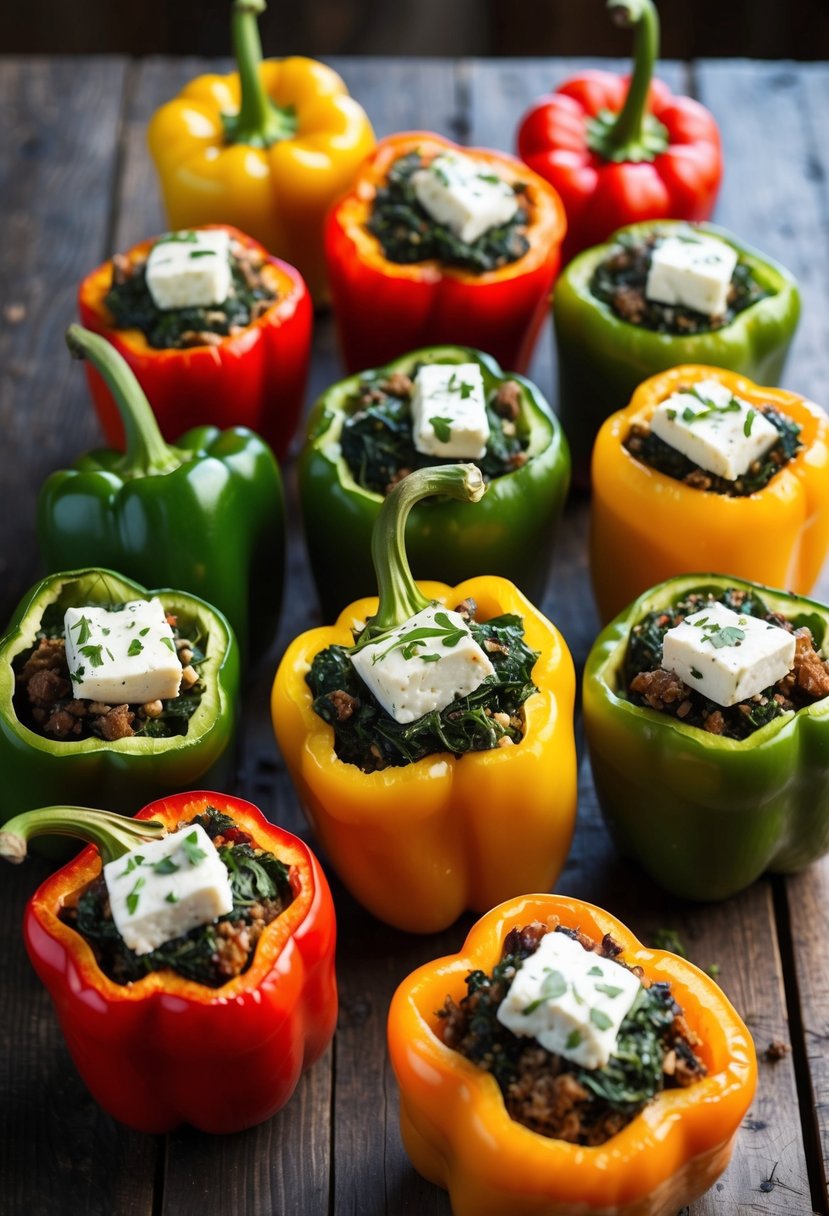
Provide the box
[147,0,375,302]
[554,220,800,477]
[325,132,567,375]
[38,325,284,666]
[0,793,337,1134]
[78,224,312,462]
[299,345,570,617]
[517,0,722,262]
[272,465,577,934]
[0,569,238,823]
[591,365,829,622]
[584,573,829,901]
[388,892,756,1216]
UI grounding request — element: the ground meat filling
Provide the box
[626,587,829,738]
[338,369,530,496]
[590,231,769,335]
[438,921,705,1145]
[60,807,294,988]
[104,237,278,350]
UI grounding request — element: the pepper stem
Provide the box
[355,464,487,647]
[224,0,298,148]
[66,325,181,476]
[586,0,669,164]
[0,806,166,866]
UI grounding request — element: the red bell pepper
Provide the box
[516,0,722,262]
[325,132,567,374]
[0,792,337,1135]
[78,224,312,461]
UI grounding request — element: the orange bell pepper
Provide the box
[388,893,756,1216]
[147,0,375,302]
[591,365,829,622]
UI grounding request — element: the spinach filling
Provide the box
[307,610,538,772]
[104,238,277,350]
[339,369,529,495]
[63,807,294,988]
[590,230,769,335]
[367,151,530,274]
[625,405,802,496]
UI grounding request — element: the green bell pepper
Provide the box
[0,568,239,823]
[583,573,829,901]
[298,345,570,619]
[37,325,285,666]
[553,220,800,480]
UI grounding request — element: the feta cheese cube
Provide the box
[496,930,641,1070]
[146,229,232,311]
[410,363,490,459]
[662,601,796,707]
[650,378,780,480]
[349,605,495,724]
[103,824,234,955]
[64,598,183,704]
[645,233,738,316]
[411,152,519,245]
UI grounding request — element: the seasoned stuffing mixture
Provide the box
[438,921,706,1145]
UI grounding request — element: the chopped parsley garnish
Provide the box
[79,643,105,668]
[152,856,180,876]
[522,969,567,1014]
[429,415,453,443]
[71,615,92,645]
[127,638,144,657]
[589,1007,614,1031]
[126,877,146,915]
[182,831,207,866]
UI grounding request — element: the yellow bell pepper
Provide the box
[388,893,756,1216]
[591,364,829,622]
[271,466,577,933]
[147,0,375,302]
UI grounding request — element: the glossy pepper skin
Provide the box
[0,569,239,822]
[584,574,829,900]
[517,0,722,263]
[554,220,800,478]
[272,466,577,933]
[299,345,571,618]
[590,366,829,622]
[78,224,312,462]
[388,893,756,1216]
[147,0,375,302]
[0,793,337,1134]
[38,326,284,666]
[325,131,567,375]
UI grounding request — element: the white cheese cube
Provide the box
[146,229,232,311]
[645,233,738,316]
[103,823,234,956]
[411,152,519,245]
[496,930,641,1070]
[64,598,183,704]
[349,605,495,724]
[662,601,796,707]
[410,363,490,459]
[650,378,780,480]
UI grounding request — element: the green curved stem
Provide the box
[356,464,487,647]
[0,806,167,866]
[587,0,668,164]
[66,325,181,476]
[225,0,298,148]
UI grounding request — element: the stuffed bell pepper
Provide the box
[554,219,800,477]
[325,131,567,374]
[39,325,285,666]
[147,0,375,302]
[590,365,829,621]
[0,792,336,1134]
[0,569,238,824]
[388,893,755,1216]
[299,345,570,616]
[584,574,829,900]
[517,0,722,262]
[272,465,577,933]
[78,224,311,461]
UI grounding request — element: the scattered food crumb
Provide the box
[3,303,26,324]
[651,927,688,957]
[764,1039,790,1063]
[707,962,721,978]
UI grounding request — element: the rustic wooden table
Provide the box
[1,54,828,1216]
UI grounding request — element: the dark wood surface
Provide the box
[1,54,828,1216]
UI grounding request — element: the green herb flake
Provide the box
[743,409,755,437]
[594,983,623,999]
[161,636,176,652]
[690,667,703,679]
[182,831,207,866]
[477,171,501,185]
[651,928,688,958]
[165,891,180,904]
[101,627,111,636]
[153,856,180,876]
[565,1029,583,1050]
[705,624,746,649]
[126,877,146,916]
[587,965,604,977]
[70,615,93,645]
[127,638,144,657]
[707,962,721,979]
[420,653,441,663]
[459,381,475,400]
[522,968,567,1015]
[139,627,150,637]
[79,643,105,668]
[429,415,453,443]
[189,249,217,259]
[589,1007,613,1031]
[119,854,144,878]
